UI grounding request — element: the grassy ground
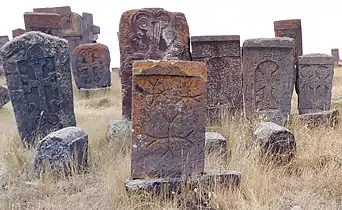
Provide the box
[0,68,342,209]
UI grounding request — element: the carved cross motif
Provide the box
[78,49,102,83]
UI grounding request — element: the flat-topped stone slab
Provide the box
[243,37,294,48]
[191,35,240,42]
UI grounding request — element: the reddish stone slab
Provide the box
[24,12,62,37]
[119,8,191,120]
[71,43,111,89]
[12,28,26,38]
[331,48,340,66]
[131,60,206,179]
[191,35,242,124]
[242,38,295,125]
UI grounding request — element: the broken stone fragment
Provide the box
[299,109,339,128]
[0,86,10,108]
[205,132,227,158]
[106,118,132,140]
[253,122,296,164]
[33,126,88,176]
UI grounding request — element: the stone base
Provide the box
[78,87,111,98]
[299,109,339,128]
[125,171,241,195]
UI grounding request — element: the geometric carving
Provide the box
[0,31,76,146]
[24,12,63,37]
[242,38,295,125]
[71,43,111,89]
[191,35,242,124]
[297,53,334,114]
[119,8,191,120]
[131,60,206,179]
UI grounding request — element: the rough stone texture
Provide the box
[0,86,10,108]
[242,38,295,125]
[299,109,339,128]
[12,28,26,38]
[191,35,242,124]
[119,8,191,120]
[297,53,334,114]
[0,36,9,76]
[33,126,88,175]
[106,118,132,140]
[24,12,63,37]
[71,43,111,89]
[205,132,227,158]
[253,122,296,164]
[331,48,340,66]
[0,31,76,145]
[132,60,206,179]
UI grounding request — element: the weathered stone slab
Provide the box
[297,53,334,114]
[12,28,26,38]
[253,121,296,164]
[205,132,227,158]
[132,60,206,179]
[24,12,62,37]
[71,43,111,89]
[0,31,76,145]
[191,35,242,124]
[0,36,9,76]
[0,86,10,108]
[33,126,88,176]
[331,48,340,66]
[299,109,339,128]
[242,38,295,124]
[106,118,132,140]
[119,8,191,120]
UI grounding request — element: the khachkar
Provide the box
[71,43,111,89]
[0,36,10,76]
[0,31,76,146]
[242,38,295,125]
[24,12,63,37]
[297,54,334,114]
[126,60,241,195]
[119,8,191,120]
[191,35,243,124]
[331,48,340,67]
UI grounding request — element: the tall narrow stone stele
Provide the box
[71,43,111,89]
[131,60,206,179]
[242,38,295,125]
[24,12,63,37]
[297,53,334,114]
[0,31,76,145]
[119,8,191,120]
[191,35,242,124]
[0,36,10,76]
[331,48,340,66]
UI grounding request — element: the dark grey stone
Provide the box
[0,36,10,76]
[0,86,10,108]
[33,126,88,176]
[0,31,76,146]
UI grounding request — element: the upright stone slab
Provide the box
[297,54,334,114]
[0,31,76,145]
[71,43,111,89]
[0,36,9,76]
[132,60,206,179]
[119,8,191,120]
[242,38,295,124]
[191,35,242,124]
[24,12,62,37]
[12,28,26,38]
[0,86,10,108]
[331,48,340,66]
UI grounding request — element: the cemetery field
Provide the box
[0,69,342,209]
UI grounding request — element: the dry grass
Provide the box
[0,68,342,210]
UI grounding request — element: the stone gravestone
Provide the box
[331,48,340,67]
[0,36,10,76]
[71,43,111,89]
[242,38,295,125]
[0,86,10,108]
[297,54,334,114]
[12,28,26,38]
[119,8,191,120]
[24,12,62,37]
[191,35,243,124]
[0,31,76,145]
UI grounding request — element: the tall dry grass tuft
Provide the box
[0,69,342,209]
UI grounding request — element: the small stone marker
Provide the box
[24,12,62,37]
[331,48,340,67]
[205,132,227,158]
[242,38,295,125]
[12,28,26,38]
[106,118,132,140]
[131,60,206,179]
[33,126,88,176]
[0,31,76,145]
[191,35,243,124]
[299,109,339,128]
[297,53,334,114]
[71,43,111,89]
[253,121,296,164]
[0,86,10,108]
[0,36,9,76]
[119,8,191,120]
